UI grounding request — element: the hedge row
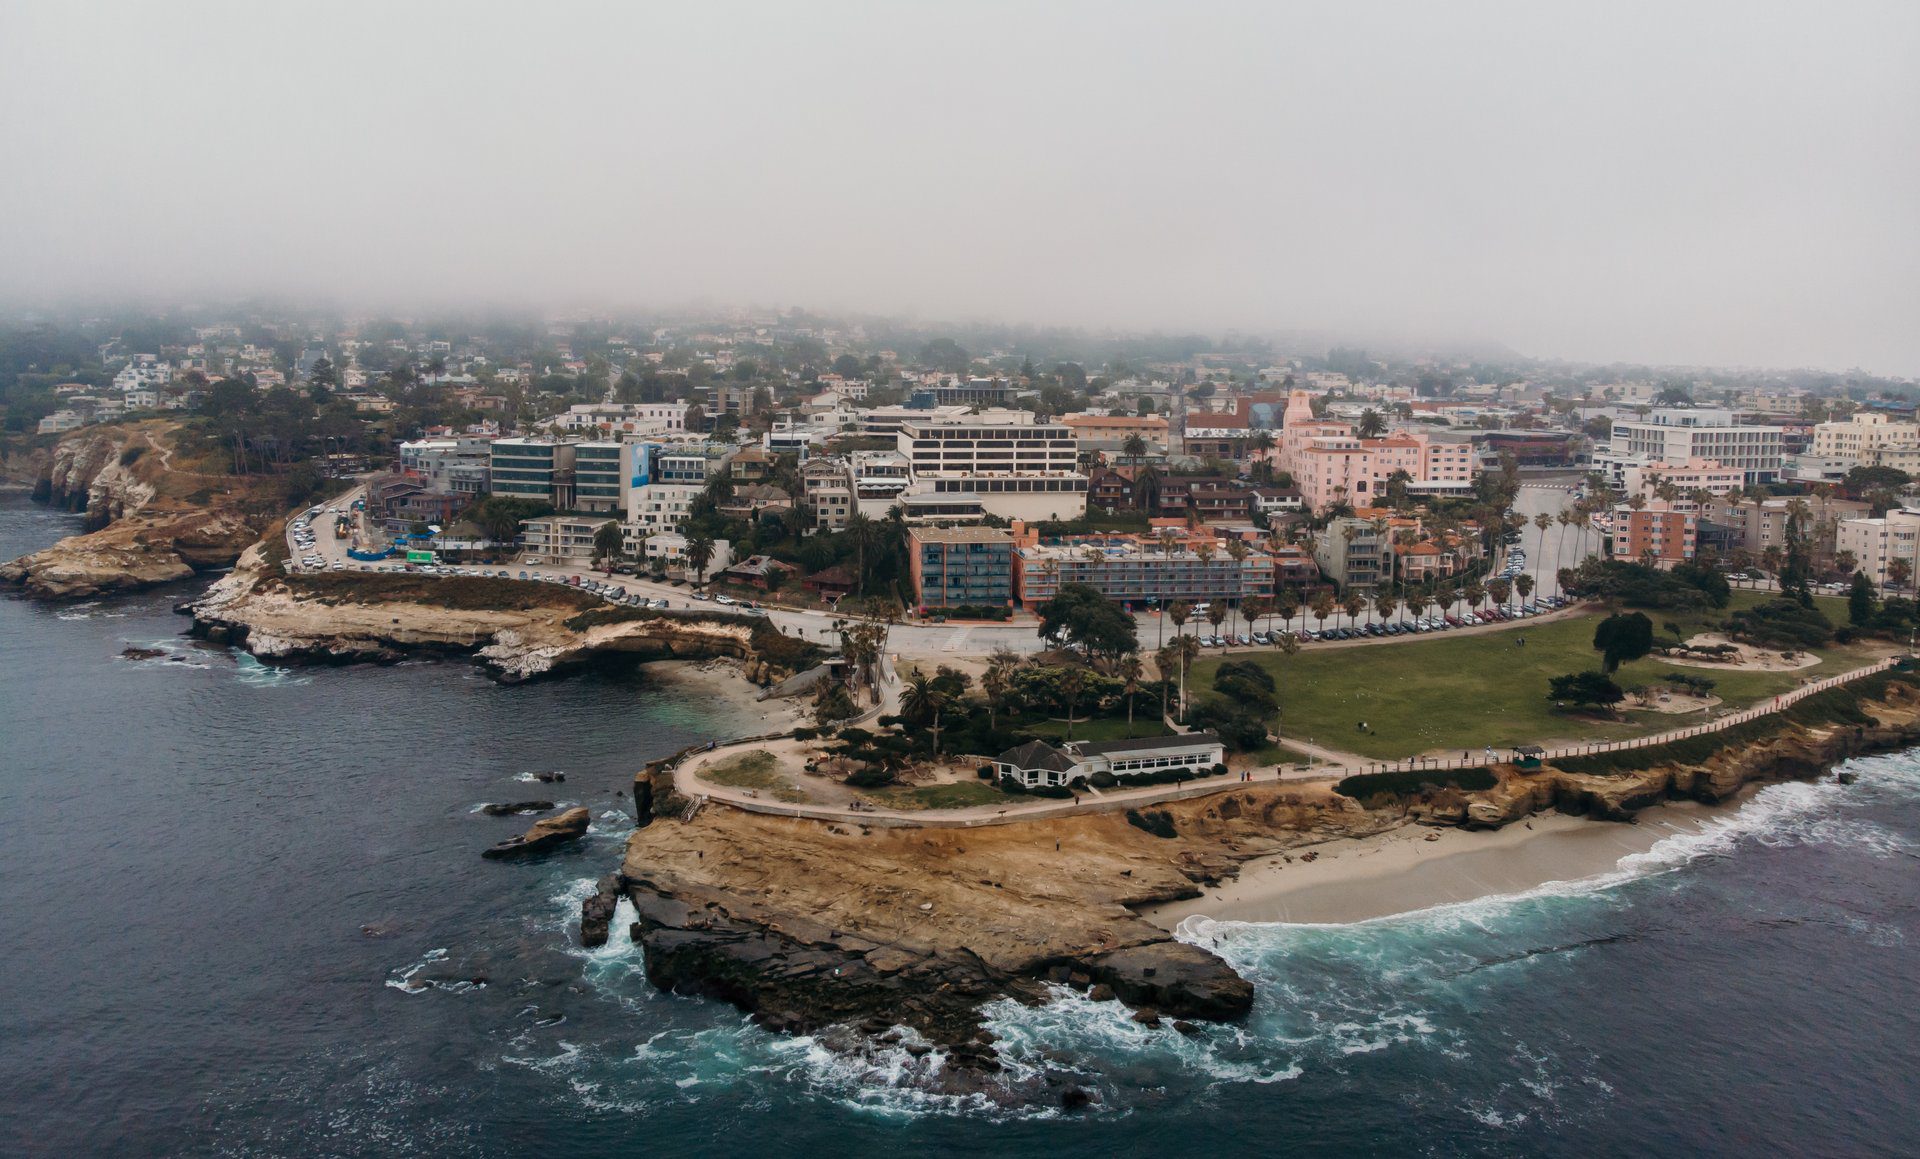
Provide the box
[1335,766,1496,800]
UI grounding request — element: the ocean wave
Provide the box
[385,946,485,995]
[233,652,313,686]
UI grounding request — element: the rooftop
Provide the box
[910,526,1012,544]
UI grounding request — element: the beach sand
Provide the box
[647,658,810,734]
[1143,799,1737,927]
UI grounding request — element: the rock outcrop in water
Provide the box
[483,806,591,859]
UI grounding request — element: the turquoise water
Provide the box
[3,494,1916,1156]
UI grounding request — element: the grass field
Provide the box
[696,750,813,803]
[1190,592,1879,760]
[863,781,1009,810]
[1021,715,1173,742]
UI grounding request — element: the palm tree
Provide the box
[1207,603,1228,639]
[1515,573,1535,608]
[1357,408,1386,438]
[1488,577,1512,610]
[1406,589,1431,626]
[1121,433,1148,472]
[1275,588,1301,636]
[1373,589,1398,626]
[1059,666,1089,742]
[1168,600,1192,642]
[846,513,878,598]
[981,649,1018,730]
[1310,590,1335,634]
[901,671,951,756]
[685,532,715,586]
[1171,635,1200,722]
[1464,579,1486,617]
[1341,590,1367,630]
[1117,656,1143,736]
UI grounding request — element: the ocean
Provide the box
[3,493,1916,1157]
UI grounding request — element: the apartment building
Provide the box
[1611,503,1697,564]
[909,526,1015,610]
[1619,457,1745,502]
[1810,413,1920,463]
[1699,495,1868,556]
[574,441,642,514]
[1838,510,1920,589]
[1610,409,1784,485]
[801,457,854,530]
[1059,413,1170,456]
[898,412,1087,522]
[1314,516,1387,589]
[1012,532,1275,608]
[399,437,493,499]
[519,515,616,564]
[489,438,577,507]
[551,401,690,436]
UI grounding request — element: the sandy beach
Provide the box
[1143,798,1740,927]
[646,658,810,735]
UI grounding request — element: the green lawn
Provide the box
[864,781,1009,810]
[1021,715,1173,742]
[1190,592,1878,760]
[1240,742,1316,767]
[697,750,813,803]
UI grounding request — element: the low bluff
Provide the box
[184,539,811,685]
[593,676,1920,1089]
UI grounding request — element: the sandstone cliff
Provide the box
[1,422,264,598]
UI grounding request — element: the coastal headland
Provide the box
[594,671,1920,1090]
[0,421,265,598]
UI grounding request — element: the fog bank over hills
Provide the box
[1,2,1915,375]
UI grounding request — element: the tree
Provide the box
[592,521,624,564]
[1121,433,1148,470]
[1356,408,1387,438]
[1341,590,1367,628]
[1168,599,1192,639]
[1170,634,1200,721]
[1036,583,1138,664]
[1117,656,1143,736]
[1309,590,1335,633]
[685,533,716,585]
[982,649,1019,730]
[1891,557,1914,592]
[1849,571,1877,626]
[1058,667,1088,743]
[1549,670,1626,710]
[1515,573,1535,605]
[1207,603,1228,637]
[1593,611,1654,673]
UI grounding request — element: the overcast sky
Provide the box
[2,2,1916,374]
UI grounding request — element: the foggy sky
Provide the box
[2,1,1916,374]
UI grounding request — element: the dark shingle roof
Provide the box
[995,740,1076,773]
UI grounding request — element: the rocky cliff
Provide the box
[1,422,263,598]
[186,541,806,684]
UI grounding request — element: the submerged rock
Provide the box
[1082,943,1255,1022]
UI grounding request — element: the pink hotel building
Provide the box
[1268,392,1480,513]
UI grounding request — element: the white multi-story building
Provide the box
[896,412,1087,522]
[1810,413,1920,464]
[400,436,494,498]
[1838,509,1920,590]
[1609,409,1785,485]
[550,402,690,436]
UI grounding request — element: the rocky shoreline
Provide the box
[181,538,815,685]
[587,676,1920,1098]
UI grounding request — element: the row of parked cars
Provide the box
[1189,595,1574,649]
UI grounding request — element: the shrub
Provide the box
[976,764,996,780]
[1030,784,1075,799]
[1089,770,1117,788]
[1335,767,1497,801]
[118,445,146,467]
[1726,599,1834,650]
[998,776,1029,794]
[1126,809,1178,839]
[1210,763,1229,777]
[845,766,895,788]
